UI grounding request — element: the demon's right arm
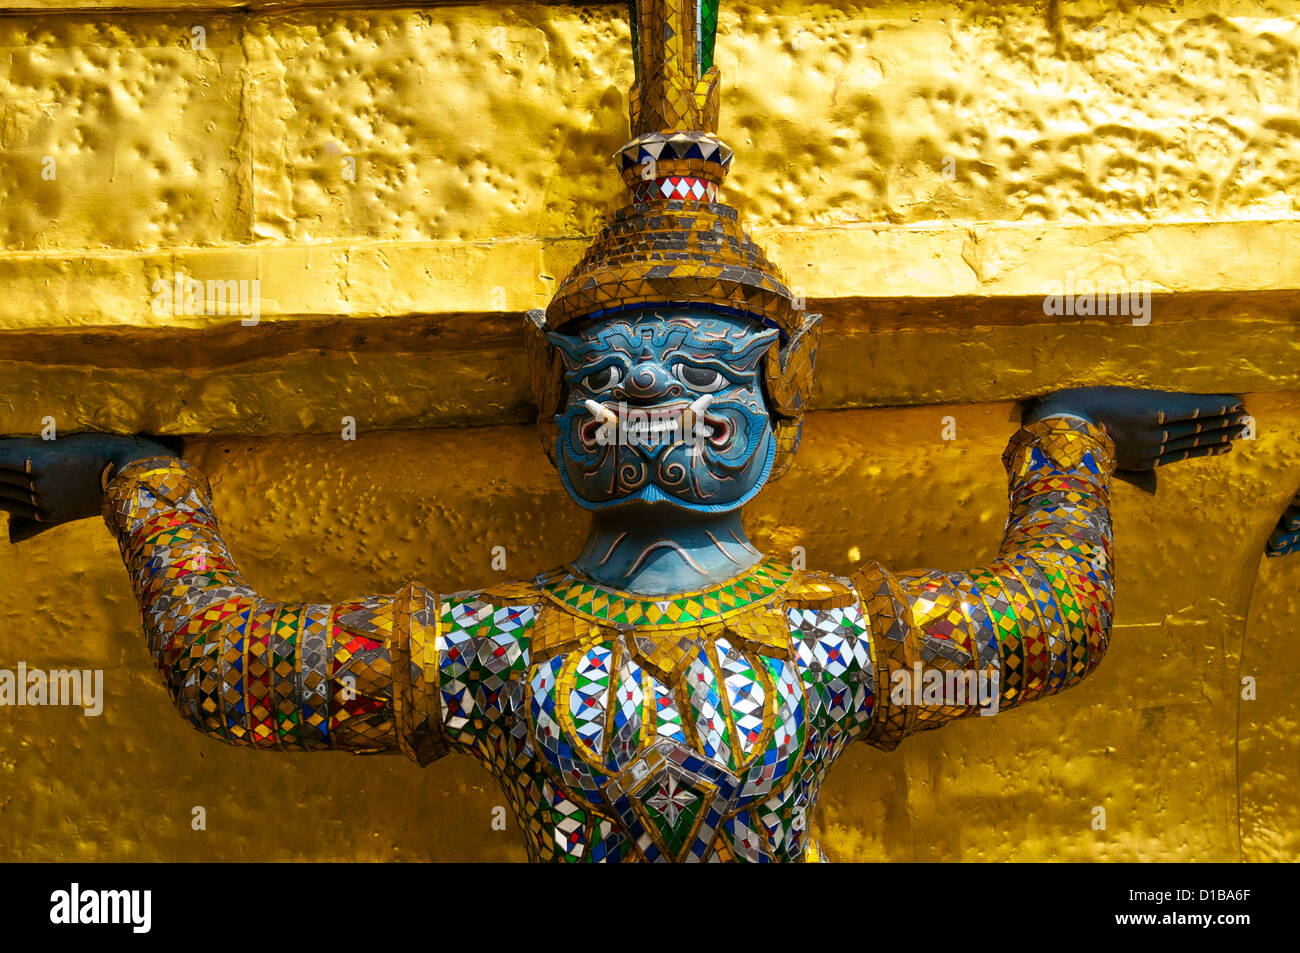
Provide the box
[102,456,448,763]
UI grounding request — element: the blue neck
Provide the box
[571,504,762,596]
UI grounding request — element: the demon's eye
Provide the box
[672,363,726,392]
[582,365,622,393]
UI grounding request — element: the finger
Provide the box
[1157,414,1249,444]
[1160,427,1243,455]
[0,442,44,472]
[1154,394,1245,425]
[1155,443,1233,467]
[1125,424,1242,468]
[0,469,33,490]
[0,496,43,521]
[1266,527,1300,557]
[0,482,38,506]
[0,456,34,480]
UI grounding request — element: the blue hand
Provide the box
[0,434,178,542]
[1265,496,1300,557]
[1024,386,1248,494]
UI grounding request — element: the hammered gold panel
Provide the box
[4,1,1299,251]
[255,4,630,243]
[256,0,1300,235]
[0,13,248,249]
[722,0,1300,227]
[0,0,1297,436]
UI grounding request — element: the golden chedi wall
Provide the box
[0,0,1297,861]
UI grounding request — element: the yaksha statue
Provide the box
[1,1,1248,862]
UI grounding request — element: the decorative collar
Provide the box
[539,556,796,627]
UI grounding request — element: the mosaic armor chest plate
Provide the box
[432,558,876,862]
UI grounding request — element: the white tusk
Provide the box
[584,399,618,426]
[686,394,715,439]
[688,394,714,417]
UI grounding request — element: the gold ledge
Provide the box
[0,311,1293,437]
[1,291,1296,367]
[0,312,521,367]
[2,220,1300,333]
[1,219,1296,436]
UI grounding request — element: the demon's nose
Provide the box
[618,361,681,403]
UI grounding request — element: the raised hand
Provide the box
[1266,494,1300,557]
[0,434,177,543]
[1023,386,1248,494]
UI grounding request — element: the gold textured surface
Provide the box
[1241,550,1300,860]
[1,0,1298,860]
[6,1,1299,249]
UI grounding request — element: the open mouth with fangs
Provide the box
[578,394,733,451]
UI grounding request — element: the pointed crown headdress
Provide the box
[528,0,821,479]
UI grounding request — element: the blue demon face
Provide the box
[549,311,779,513]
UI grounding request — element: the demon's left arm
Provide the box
[855,388,1247,749]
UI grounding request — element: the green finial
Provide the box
[701,0,719,73]
[629,1,720,82]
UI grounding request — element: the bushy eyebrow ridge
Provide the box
[578,316,775,364]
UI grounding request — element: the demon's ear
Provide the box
[524,309,565,468]
[764,313,822,417]
[762,313,822,483]
[544,330,586,371]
